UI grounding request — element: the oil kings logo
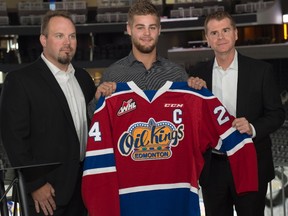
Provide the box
[118,118,184,161]
[117,99,136,116]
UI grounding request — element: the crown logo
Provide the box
[118,118,184,161]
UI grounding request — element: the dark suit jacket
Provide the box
[0,57,96,205]
[189,52,285,184]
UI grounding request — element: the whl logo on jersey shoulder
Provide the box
[117,99,136,116]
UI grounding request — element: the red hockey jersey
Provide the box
[82,81,258,216]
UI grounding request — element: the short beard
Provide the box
[132,38,157,54]
[58,54,72,65]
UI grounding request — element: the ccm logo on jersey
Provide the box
[164,103,184,108]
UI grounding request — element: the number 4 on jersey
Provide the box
[89,122,102,141]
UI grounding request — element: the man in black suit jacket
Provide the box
[189,11,285,216]
[0,11,96,216]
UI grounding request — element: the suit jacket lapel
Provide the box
[36,58,77,133]
[236,53,250,117]
[206,60,214,91]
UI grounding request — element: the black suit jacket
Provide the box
[0,57,96,205]
[189,52,285,183]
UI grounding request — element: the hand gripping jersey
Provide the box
[82,81,258,216]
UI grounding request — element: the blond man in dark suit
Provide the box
[189,11,285,216]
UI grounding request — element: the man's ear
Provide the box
[40,34,46,47]
[205,35,210,47]
[127,24,132,36]
[235,28,238,41]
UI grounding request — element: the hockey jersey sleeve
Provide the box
[196,87,258,194]
[82,95,121,216]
